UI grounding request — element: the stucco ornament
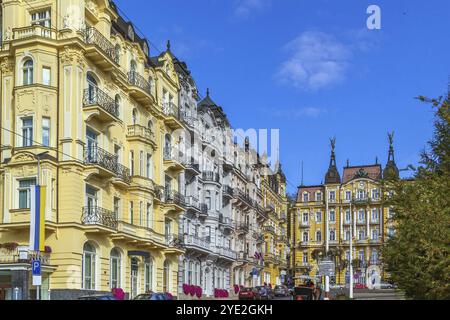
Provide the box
[0,57,14,74]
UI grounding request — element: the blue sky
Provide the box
[115,0,450,194]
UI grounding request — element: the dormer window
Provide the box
[128,25,134,41]
[315,192,322,202]
[303,193,309,203]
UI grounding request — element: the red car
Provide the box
[354,283,367,289]
[238,287,261,300]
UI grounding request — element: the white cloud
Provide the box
[233,0,270,18]
[276,31,354,91]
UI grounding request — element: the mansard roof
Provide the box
[198,90,230,127]
[342,164,382,184]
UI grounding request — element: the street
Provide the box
[354,289,405,300]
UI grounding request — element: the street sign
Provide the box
[32,260,41,276]
[318,260,335,276]
[32,275,42,286]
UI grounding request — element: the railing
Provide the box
[84,146,131,183]
[164,147,183,163]
[184,196,200,210]
[263,225,275,234]
[222,185,233,197]
[127,124,155,141]
[180,112,199,129]
[0,249,51,265]
[153,185,164,201]
[356,219,366,226]
[82,27,119,64]
[83,87,119,118]
[81,206,118,229]
[217,247,237,260]
[184,234,211,251]
[236,222,249,233]
[300,221,310,227]
[128,71,151,95]
[162,102,180,119]
[184,158,200,172]
[165,234,184,249]
[265,204,276,212]
[202,171,220,183]
[234,189,254,206]
[164,189,185,207]
[219,214,233,227]
[13,25,56,40]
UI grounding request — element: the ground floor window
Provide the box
[144,258,153,293]
[82,242,96,290]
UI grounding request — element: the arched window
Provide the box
[86,72,98,103]
[22,59,34,85]
[132,108,138,125]
[303,232,309,243]
[144,257,153,293]
[147,120,153,133]
[82,242,96,290]
[163,260,170,293]
[330,230,336,241]
[115,94,121,116]
[110,248,121,289]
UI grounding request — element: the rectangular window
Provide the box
[22,117,33,147]
[129,201,134,224]
[144,262,153,292]
[146,203,152,229]
[42,67,51,86]
[139,201,143,226]
[315,192,322,202]
[18,178,36,209]
[316,212,322,223]
[302,252,308,264]
[42,117,50,147]
[358,210,365,222]
[345,191,351,200]
[329,210,336,222]
[329,191,336,201]
[303,193,309,203]
[146,154,152,178]
[345,210,351,222]
[372,189,380,200]
[113,197,120,219]
[129,151,134,176]
[31,9,51,27]
[139,151,143,176]
[371,209,379,222]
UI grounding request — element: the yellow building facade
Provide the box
[290,138,399,287]
[0,0,187,300]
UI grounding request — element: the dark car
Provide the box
[78,294,118,300]
[238,287,261,300]
[133,293,170,300]
[256,286,275,300]
[293,286,314,300]
[274,285,289,297]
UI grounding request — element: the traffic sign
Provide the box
[32,260,41,276]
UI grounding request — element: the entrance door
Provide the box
[130,258,139,299]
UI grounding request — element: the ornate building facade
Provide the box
[290,137,399,287]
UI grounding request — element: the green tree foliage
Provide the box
[382,95,450,299]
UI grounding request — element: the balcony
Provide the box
[0,249,51,266]
[83,88,119,125]
[84,146,131,183]
[370,219,380,225]
[343,220,351,225]
[370,239,382,245]
[12,25,56,41]
[300,221,310,228]
[184,196,201,213]
[126,125,156,149]
[164,190,186,209]
[82,27,119,71]
[217,247,237,261]
[357,239,368,245]
[180,112,199,132]
[81,206,118,230]
[265,204,276,214]
[163,148,185,172]
[127,71,153,104]
[353,197,370,205]
[202,171,220,184]
[165,234,184,250]
[236,222,249,234]
[162,102,183,130]
[184,234,211,252]
[222,185,234,199]
[184,158,200,176]
[237,252,248,262]
[356,219,367,226]
[153,185,164,203]
[219,214,234,231]
[233,189,254,208]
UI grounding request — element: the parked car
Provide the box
[354,283,367,289]
[238,287,261,300]
[379,282,397,289]
[256,286,275,300]
[133,293,171,300]
[293,286,314,300]
[78,294,118,300]
[274,285,289,297]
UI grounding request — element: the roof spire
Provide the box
[346,159,350,167]
[166,40,171,51]
[206,88,210,97]
[324,137,341,184]
[383,131,399,180]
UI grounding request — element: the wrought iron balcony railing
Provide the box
[164,189,185,207]
[81,206,118,229]
[84,146,131,183]
[236,222,249,233]
[83,87,119,118]
[82,27,119,64]
[162,102,180,119]
[153,185,164,201]
[263,225,276,234]
[202,171,220,183]
[163,147,184,162]
[165,234,184,249]
[128,71,152,95]
[180,112,199,129]
[222,185,234,197]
